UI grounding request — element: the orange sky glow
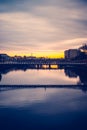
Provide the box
[2,51,64,58]
[0,1,87,59]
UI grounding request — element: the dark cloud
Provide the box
[0,0,86,15]
[76,0,87,3]
[0,0,49,13]
[0,0,81,13]
[75,19,87,27]
[0,0,48,7]
[0,0,30,4]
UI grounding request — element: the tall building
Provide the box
[64,49,80,59]
[79,44,87,54]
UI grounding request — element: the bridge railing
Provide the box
[0,61,87,65]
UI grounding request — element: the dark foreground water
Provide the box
[0,87,87,130]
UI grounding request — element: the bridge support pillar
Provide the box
[36,64,42,69]
[57,65,59,69]
[49,64,51,69]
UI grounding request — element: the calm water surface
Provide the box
[0,88,87,130]
[0,69,79,85]
[0,68,87,130]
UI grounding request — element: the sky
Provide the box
[0,0,87,58]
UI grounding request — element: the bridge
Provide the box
[0,60,87,71]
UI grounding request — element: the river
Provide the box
[0,67,87,130]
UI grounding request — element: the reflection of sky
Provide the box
[0,88,87,114]
[0,88,53,107]
[0,0,87,56]
[0,69,79,85]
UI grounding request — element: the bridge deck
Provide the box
[0,62,86,65]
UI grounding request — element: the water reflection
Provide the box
[0,88,87,130]
[0,64,87,130]
[0,88,55,107]
[0,65,87,85]
[0,88,87,112]
[64,67,87,85]
[0,69,79,85]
